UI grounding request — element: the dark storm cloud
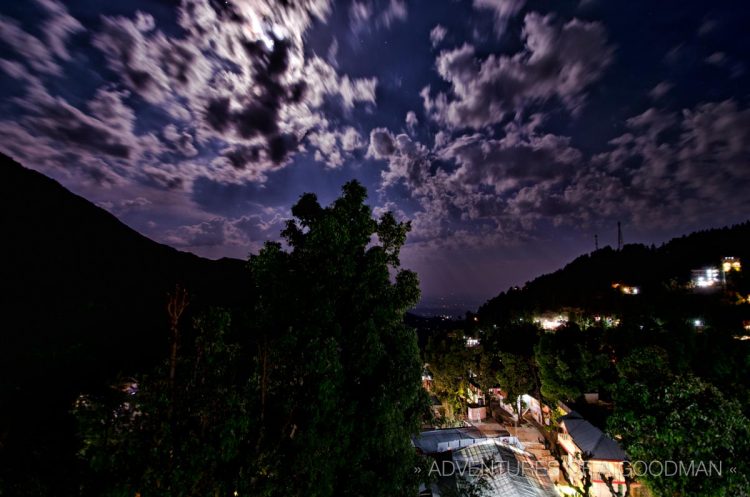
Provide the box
[368,127,431,191]
[174,0,375,176]
[201,37,300,166]
[223,145,261,170]
[368,128,397,157]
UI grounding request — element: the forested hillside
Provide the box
[0,154,251,494]
[424,222,750,496]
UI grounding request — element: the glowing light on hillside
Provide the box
[722,257,741,273]
[534,315,566,331]
[612,282,640,295]
[692,268,720,288]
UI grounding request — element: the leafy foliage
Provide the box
[76,310,252,497]
[609,375,750,496]
[246,181,427,496]
[76,180,428,497]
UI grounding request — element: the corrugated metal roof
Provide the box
[452,439,559,497]
[560,412,626,461]
[413,427,485,454]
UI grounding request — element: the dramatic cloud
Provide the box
[423,13,614,129]
[307,125,365,167]
[372,113,586,239]
[0,0,380,189]
[368,127,431,190]
[593,100,750,226]
[1,0,748,301]
[92,12,211,105]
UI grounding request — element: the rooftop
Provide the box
[452,439,559,497]
[560,412,626,461]
[413,427,485,454]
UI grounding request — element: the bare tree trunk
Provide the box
[167,285,189,393]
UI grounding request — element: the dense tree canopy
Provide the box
[76,181,428,497]
[609,372,750,496]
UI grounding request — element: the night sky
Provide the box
[1,0,749,309]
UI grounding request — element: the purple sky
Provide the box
[1,0,749,308]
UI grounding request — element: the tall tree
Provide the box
[77,181,428,497]
[247,181,428,496]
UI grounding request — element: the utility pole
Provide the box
[617,221,623,251]
[594,234,599,251]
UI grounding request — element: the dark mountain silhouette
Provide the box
[0,153,251,493]
[478,222,750,322]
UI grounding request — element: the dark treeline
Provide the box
[0,156,428,496]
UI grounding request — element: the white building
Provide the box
[691,267,721,289]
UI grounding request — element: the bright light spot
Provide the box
[533,315,566,331]
[612,282,640,295]
[693,319,703,328]
[556,484,579,496]
[722,257,741,273]
[246,10,281,50]
[692,267,720,288]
